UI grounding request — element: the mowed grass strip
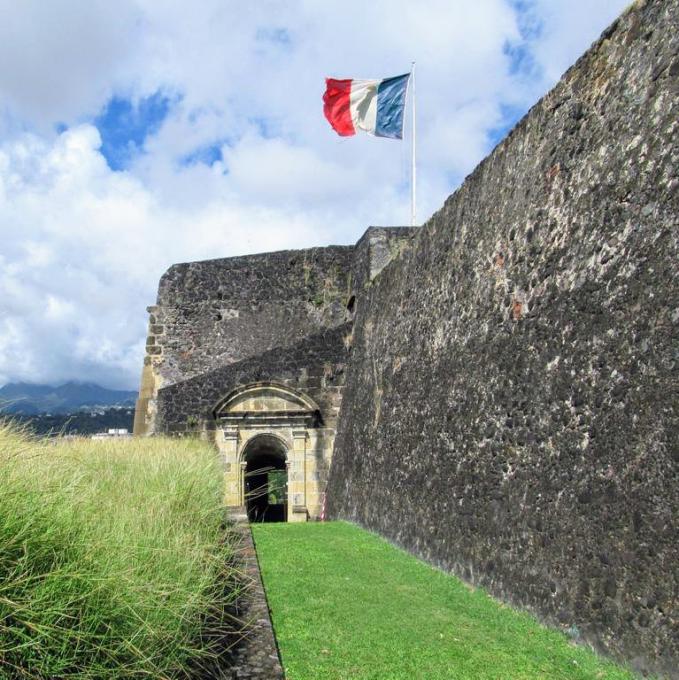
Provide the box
[253,522,636,680]
[0,422,239,679]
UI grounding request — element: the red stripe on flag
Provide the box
[323,78,355,136]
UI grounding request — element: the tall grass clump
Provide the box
[0,421,239,679]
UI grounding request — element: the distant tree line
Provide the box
[10,408,135,436]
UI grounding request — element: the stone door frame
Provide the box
[213,382,322,522]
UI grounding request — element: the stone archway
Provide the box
[213,382,326,522]
[242,434,288,523]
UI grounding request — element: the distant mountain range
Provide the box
[0,382,138,415]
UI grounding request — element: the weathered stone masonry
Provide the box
[135,0,677,674]
[134,228,416,521]
[133,244,356,437]
[327,1,678,677]
[155,325,350,520]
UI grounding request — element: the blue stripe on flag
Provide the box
[375,73,410,139]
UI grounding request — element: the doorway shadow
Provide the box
[243,435,287,523]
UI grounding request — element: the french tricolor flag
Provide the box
[323,73,410,139]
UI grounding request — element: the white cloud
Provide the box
[0,0,142,128]
[525,0,632,85]
[0,125,356,388]
[0,1,629,388]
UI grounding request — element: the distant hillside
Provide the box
[0,382,137,415]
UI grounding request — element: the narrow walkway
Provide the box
[226,508,284,680]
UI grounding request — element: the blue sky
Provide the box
[95,92,175,171]
[0,0,629,389]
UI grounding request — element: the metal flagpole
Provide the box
[410,61,416,227]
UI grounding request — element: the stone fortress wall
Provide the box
[135,0,677,673]
[133,244,355,436]
[326,1,678,676]
[134,228,416,520]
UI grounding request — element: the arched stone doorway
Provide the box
[242,434,288,523]
[213,382,332,522]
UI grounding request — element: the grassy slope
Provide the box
[0,423,237,679]
[253,522,637,680]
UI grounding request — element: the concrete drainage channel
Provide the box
[225,509,285,680]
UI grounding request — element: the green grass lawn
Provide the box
[253,522,637,680]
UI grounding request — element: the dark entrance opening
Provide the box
[243,435,287,523]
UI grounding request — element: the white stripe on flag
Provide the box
[349,79,379,135]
